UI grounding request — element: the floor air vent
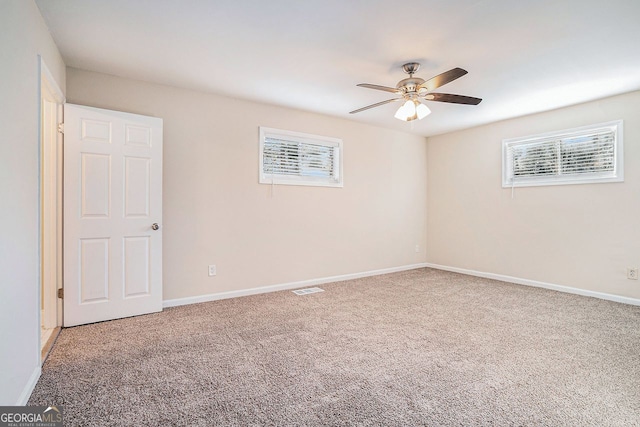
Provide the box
[292,287,325,296]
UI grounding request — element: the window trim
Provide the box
[259,127,344,188]
[501,120,624,188]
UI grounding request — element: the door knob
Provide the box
[151,223,159,230]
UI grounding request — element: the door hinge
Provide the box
[57,122,64,134]
[57,288,63,299]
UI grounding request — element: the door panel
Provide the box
[81,119,112,143]
[125,124,151,147]
[79,238,110,303]
[123,236,150,297]
[81,153,111,217]
[124,156,150,217]
[64,104,163,326]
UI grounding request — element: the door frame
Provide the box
[39,56,64,356]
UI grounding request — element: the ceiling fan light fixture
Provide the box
[351,63,482,120]
[395,100,430,122]
[394,100,417,121]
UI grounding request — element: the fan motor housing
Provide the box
[397,77,426,93]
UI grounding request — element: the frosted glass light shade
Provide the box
[403,100,416,117]
[416,103,431,120]
[393,106,407,120]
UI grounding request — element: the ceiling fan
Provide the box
[349,63,482,122]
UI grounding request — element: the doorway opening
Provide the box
[39,57,64,362]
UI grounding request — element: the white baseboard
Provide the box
[424,263,640,306]
[16,366,41,406]
[163,263,428,308]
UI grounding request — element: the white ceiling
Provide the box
[36,0,640,137]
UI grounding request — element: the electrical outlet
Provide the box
[208,264,217,277]
[415,244,420,253]
[627,267,638,280]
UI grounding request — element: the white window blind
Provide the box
[259,127,343,187]
[502,120,623,187]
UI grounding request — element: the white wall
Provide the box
[427,91,640,300]
[0,1,65,405]
[66,68,428,301]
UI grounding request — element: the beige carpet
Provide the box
[29,268,640,426]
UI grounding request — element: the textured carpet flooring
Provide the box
[29,268,640,426]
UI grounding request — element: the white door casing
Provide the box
[40,58,65,330]
[63,104,163,327]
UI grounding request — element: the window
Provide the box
[259,127,343,187]
[502,120,623,187]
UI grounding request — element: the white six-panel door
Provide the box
[63,104,163,327]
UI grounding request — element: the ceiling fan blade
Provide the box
[349,98,402,114]
[419,68,468,92]
[423,93,482,105]
[357,83,402,94]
